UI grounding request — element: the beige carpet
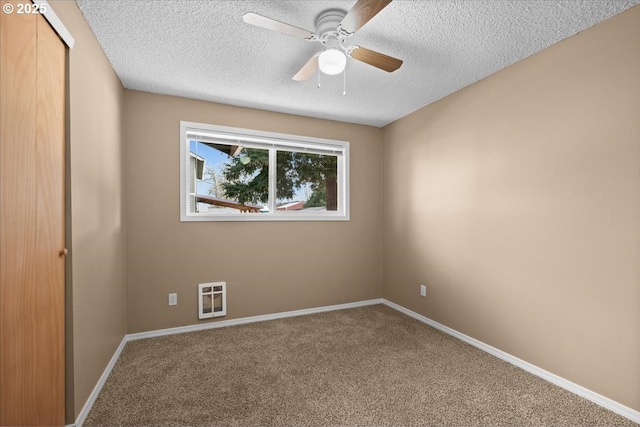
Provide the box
[84,305,636,426]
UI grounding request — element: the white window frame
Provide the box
[180,121,350,222]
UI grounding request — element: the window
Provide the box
[180,121,349,221]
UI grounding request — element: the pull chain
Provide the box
[317,69,321,89]
[342,63,347,96]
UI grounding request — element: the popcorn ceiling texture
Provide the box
[76,0,639,127]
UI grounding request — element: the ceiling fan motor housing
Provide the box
[315,9,347,44]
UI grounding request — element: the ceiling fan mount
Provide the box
[242,0,403,82]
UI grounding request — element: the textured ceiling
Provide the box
[76,0,639,127]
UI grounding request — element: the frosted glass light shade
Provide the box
[318,49,346,75]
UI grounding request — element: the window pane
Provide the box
[189,140,269,214]
[276,151,339,212]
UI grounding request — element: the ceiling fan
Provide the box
[242,0,403,82]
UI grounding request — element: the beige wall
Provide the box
[123,91,383,333]
[49,1,128,423]
[383,5,640,411]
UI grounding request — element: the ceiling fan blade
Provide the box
[349,46,403,72]
[243,13,315,40]
[339,0,392,35]
[292,54,319,81]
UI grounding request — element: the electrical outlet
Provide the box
[168,293,177,306]
[420,285,426,297]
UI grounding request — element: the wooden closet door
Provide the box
[0,2,66,426]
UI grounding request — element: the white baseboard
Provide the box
[382,298,640,424]
[127,298,383,341]
[71,298,639,426]
[73,336,127,427]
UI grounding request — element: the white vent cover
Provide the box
[198,282,226,319]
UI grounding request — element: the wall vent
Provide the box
[198,282,226,319]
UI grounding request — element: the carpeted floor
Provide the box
[84,304,637,426]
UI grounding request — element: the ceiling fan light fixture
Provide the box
[318,48,346,75]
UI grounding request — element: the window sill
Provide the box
[180,212,350,222]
